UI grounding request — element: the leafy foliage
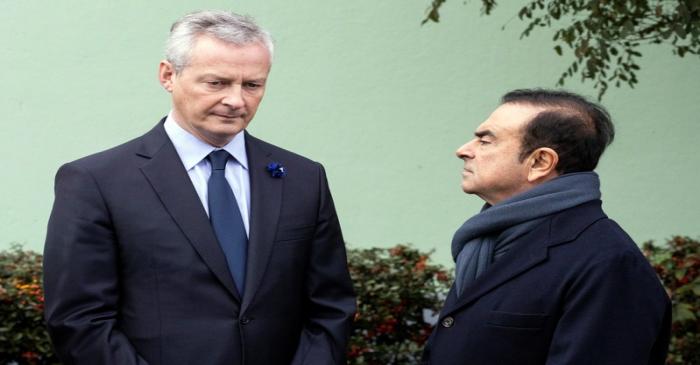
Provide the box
[347,244,452,365]
[423,0,700,99]
[2,240,696,364]
[643,236,700,365]
[0,243,452,365]
[0,244,59,365]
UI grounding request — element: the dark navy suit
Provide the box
[423,201,670,365]
[43,121,356,365]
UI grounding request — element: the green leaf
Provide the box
[675,268,687,280]
[554,45,563,55]
[691,277,700,296]
[673,302,696,322]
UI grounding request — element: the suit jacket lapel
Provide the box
[137,122,240,301]
[241,132,283,312]
[440,200,607,317]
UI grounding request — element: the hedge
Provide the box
[1,237,698,364]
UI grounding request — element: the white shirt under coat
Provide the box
[163,112,251,236]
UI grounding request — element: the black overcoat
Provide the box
[423,200,670,365]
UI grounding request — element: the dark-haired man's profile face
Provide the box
[158,35,272,147]
[455,103,544,205]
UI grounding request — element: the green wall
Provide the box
[2,1,698,265]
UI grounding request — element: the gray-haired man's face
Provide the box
[159,35,272,147]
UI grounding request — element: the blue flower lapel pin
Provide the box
[266,162,286,178]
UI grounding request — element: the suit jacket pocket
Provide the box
[487,310,548,330]
[275,224,316,243]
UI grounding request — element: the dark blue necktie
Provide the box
[207,150,248,296]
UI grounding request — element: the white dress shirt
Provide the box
[163,112,251,236]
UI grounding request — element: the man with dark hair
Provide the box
[43,10,355,365]
[422,89,670,364]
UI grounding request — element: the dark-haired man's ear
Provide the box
[527,147,559,183]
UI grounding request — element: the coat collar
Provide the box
[440,200,607,317]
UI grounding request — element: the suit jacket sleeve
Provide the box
[43,163,149,365]
[545,249,671,365]
[291,164,356,365]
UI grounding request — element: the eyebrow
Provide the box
[474,130,495,138]
[198,74,267,83]
[199,73,227,79]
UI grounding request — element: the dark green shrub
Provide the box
[643,236,700,365]
[2,243,451,365]
[347,244,452,365]
[3,239,696,365]
[0,244,59,365]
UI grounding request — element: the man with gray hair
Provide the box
[422,89,670,364]
[43,10,356,365]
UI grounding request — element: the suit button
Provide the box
[240,317,250,325]
[441,316,454,328]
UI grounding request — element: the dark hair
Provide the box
[502,89,615,174]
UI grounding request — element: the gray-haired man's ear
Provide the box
[158,60,175,92]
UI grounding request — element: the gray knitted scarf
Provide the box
[452,172,601,296]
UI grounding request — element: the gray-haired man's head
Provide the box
[165,10,273,74]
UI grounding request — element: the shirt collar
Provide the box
[163,111,249,171]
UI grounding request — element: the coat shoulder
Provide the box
[548,201,639,258]
[550,207,662,290]
[245,133,324,171]
[61,122,165,174]
[575,216,645,260]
